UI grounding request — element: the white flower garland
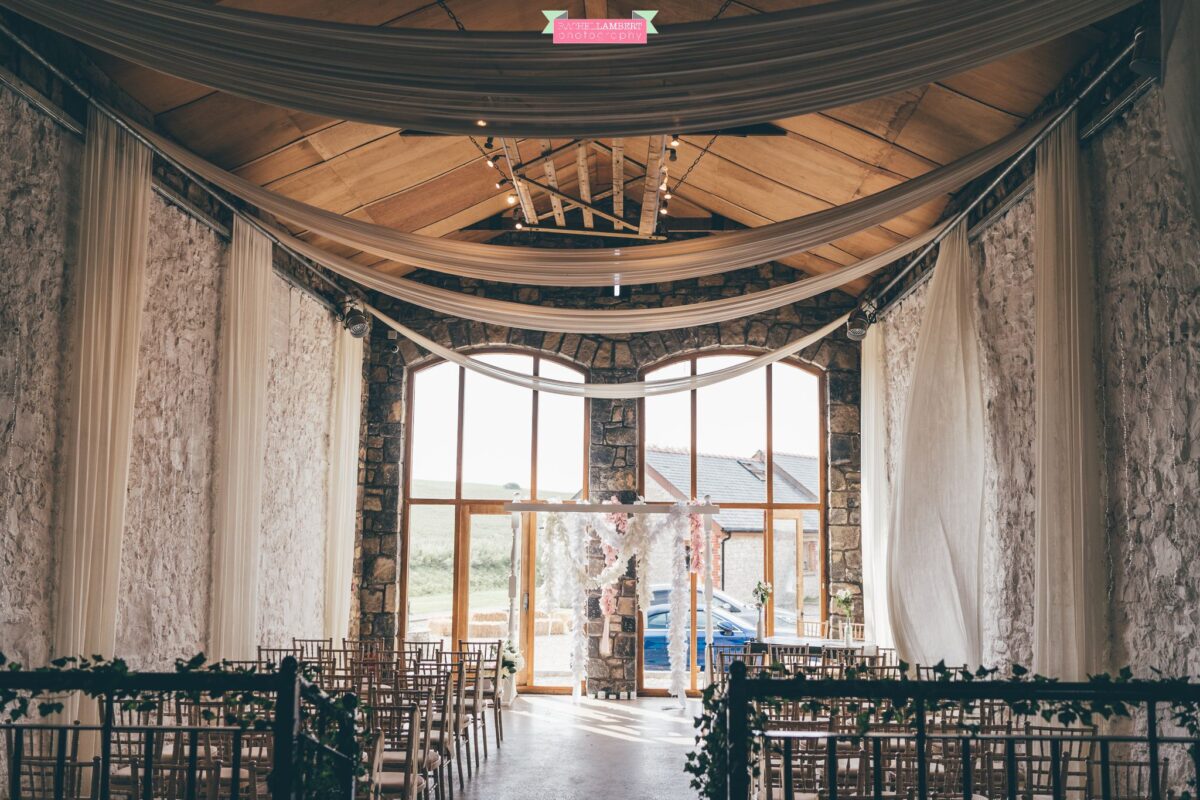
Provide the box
[536,503,693,703]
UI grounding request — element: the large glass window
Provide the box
[404,351,587,689]
[641,356,825,690]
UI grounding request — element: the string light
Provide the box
[659,205,669,215]
[475,119,487,127]
[506,193,518,205]
[664,190,672,200]
[669,134,681,148]
[495,176,508,189]
[514,220,524,230]
[486,157,495,168]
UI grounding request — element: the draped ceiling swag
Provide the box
[1,0,1135,138]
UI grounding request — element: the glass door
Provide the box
[462,505,518,645]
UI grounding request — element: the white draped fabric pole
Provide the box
[54,107,151,667]
[1032,112,1106,679]
[887,224,985,668]
[1163,0,1200,221]
[210,218,272,660]
[323,326,363,643]
[859,327,894,648]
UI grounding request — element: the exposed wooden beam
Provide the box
[540,139,568,226]
[520,225,667,241]
[518,175,639,232]
[638,135,668,236]
[500,137,538,224]
[576,143,594,229]
[509,139,577,176]
[611,138,625,221]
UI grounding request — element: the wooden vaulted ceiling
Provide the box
[87,0,1100,296]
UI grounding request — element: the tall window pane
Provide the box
[409,362,459,498]
[537,360,585,499]
[772,364,821,502]
[643,360,692,501]
[406,504,455,649]
[696,355,766,504]
[461,353,533,499]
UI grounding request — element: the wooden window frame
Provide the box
[636,351,829,696]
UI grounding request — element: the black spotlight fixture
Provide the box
[669,148,678,162]
[340,298,370,338]
[484,135,494,149]
[845,301,876,342]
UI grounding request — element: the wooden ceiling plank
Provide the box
[638,135,667,236]
[576,143,595,229]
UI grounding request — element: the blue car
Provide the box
[642,603,756,670]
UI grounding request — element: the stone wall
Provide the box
[257,279,338,647]
[875,90,1200,674]
[117,196,225,668]
[359,264,862,692]
[0,80,343,665]
[0,86,80,666]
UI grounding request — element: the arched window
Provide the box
[640,354,825,692]
[403,351,587,688]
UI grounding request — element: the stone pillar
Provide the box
[822,339,864,627]
[586,369,639,696]
[356,326,406,643]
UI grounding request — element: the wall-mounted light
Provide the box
[340,298,370,338]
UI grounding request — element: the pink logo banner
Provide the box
[542,11,658,44]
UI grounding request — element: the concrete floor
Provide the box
[455,694,701,800]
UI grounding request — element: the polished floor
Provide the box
[456,694,701,800]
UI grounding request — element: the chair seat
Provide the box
[375,771,426,796]
[382,749,441,772]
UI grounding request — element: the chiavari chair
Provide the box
[291,637,332,664]
[439,651,481,778]
[459,639,503,751]
[373,686,439,800]
[369,703,423,800]
[3,723,99,800]
[1104,757,1171,800]
[256,646,297,669]
[410,664,456,800]
[403,640,444,665]
[1022,722,1097,800]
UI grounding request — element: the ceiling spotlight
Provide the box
[846,302,876,342]
[664,190,672,200]
[670,134,681,148]
[486,158,496,168]
[506,193,518,205]
[339,299,370,339]
[659,205,669,215]
[515,219,525,230]
[475,119,488,127]
[669,148,678,162]
[484,136,494,149]
[495,176,508,189]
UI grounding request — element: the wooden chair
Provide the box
[374,686,439,800]
[292,637,332,664]
[3,724,99,800]
[460,639,503,751]
[1022,723,1097,800]
[369,703,423,800]
[1104,757,1171,800]
[440,651,481,780]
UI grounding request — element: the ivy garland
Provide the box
[685,661,1200,800]
[0,652,365,795]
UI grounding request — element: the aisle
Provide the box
[458,694,701,800]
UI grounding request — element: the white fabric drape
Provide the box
[887,224,985,668]
[324,327,363,644]
[210,218,272,660]
[1,0,1133,137]
[859,327,893,649]
[280,223,938,334]
[1163,0,1200,220]
[53,107,151,662]
[369,303,848,399]
[1032,112,1105,679]
[138,117,1036,286]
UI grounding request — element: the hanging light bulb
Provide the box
[514,220,524,230]
[475,119,488,127]
[495,176,508,189]
[659,204,669,215]
[664,190,672,200]
[486,157,496,168]
[506,193,518,205]
[670,134,681,148]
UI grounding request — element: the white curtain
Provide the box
[1032,112,1106,679]
[324,327,363,643]
[210,218,272,661]
[859,327,893,648]
[887,224,985,668]
[53,107,151,662]
[1163,0,1200,220]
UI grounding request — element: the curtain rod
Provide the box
[862,30,1144,327]
[0,18,355,315]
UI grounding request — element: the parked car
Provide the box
[648,584,798,629]
[641,603,756,670]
